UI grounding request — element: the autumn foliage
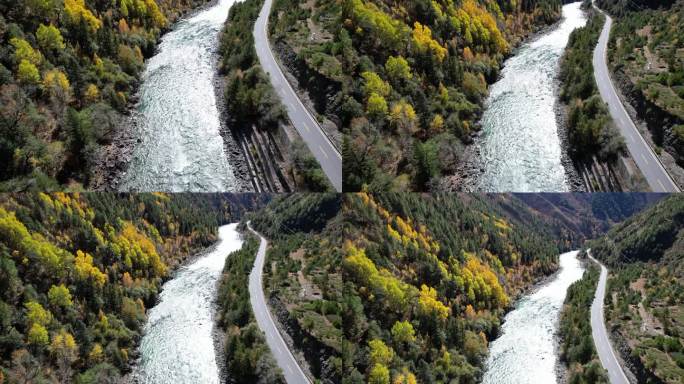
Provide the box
[0,0,209,189]
[340,0,563,190]
[0,193,254,381]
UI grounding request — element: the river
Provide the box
[131,224,243,383]
[472,2,587,192]
[482,251,585,384]
[119,0,242,192]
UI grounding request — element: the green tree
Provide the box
[25,0,59,19]
[37,24,66,51]
[17,60,40,84]
[369,339,394,365]
[27,323,48,346]
[385,56,412,81]
[368,363,390,384]
[412,141,439,188]
[367,93,388,117]
[48,284,73,308]
[391,320,416,343]
[10,38,42,65]
[362,72,391,97]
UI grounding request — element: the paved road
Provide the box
[247,223,310,384]
[592,4,680,192]
[588,252,631,384]
[253,0,342,191]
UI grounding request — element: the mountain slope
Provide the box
[264,0,564,190]
[589,194,684,383]
[245,192,658,384]
[597,0,684,183]
[0,193,267,382]
[511,192,664,242]
[0,0,216,190]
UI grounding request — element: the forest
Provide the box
[218,0,333,192]
[265,0,564,191]
[239,192,657,383]
[339,0,565,190]
[244,192,668,383]
[589,194,684,383]
[0,0,214,191]
[0,192,666,382]
[0,193,267,382]
[559,4,626,164]
[558,258,608,384]
[595,0,678,15]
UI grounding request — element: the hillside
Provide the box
[589,194,684,383]
[0,0,220,191]
[511,192,664,242]
[264,0,564,191]
[597,0,684,179]
[0,193,267,382]
[243,192,657,383]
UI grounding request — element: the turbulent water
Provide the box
[474,3,587,192]
[131,224,243,383]
[482,251,585,384]
[120,0,240,192]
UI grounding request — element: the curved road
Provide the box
[592,3,680,192]
[588,252,631,384]
[254,0,342,191]
[247,223,311,384]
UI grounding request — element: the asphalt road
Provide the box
[592,5,680,192]
[588,252,631,384]
[247,223,311,384]
[253,0,342,191]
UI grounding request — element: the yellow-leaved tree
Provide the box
[369,339,394,365]
[389,100,418,135]
[417,284,449,320]
[362,71,391,97]
[391,320,415,344]
[43,69,71,100]
[74,250,107,287]
[84,83,100,103]
[25,301,52,346]
[366,93,388,118]
[369,363,390,384]
[64,0,102,31]
[393,367,418,384]
[411,22,447,62]
[50,329,78,382]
